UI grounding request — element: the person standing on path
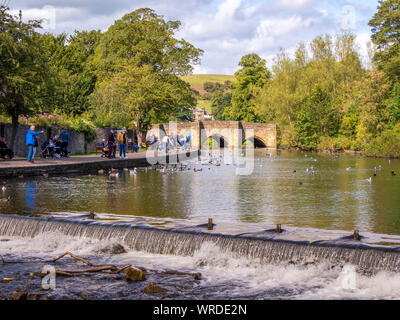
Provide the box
[162,135,170,153]
[107,129,116,159]
[26,125,44,163]
[59,128,69,157]
[118,129,128,159]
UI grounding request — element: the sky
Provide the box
[5,0,380,74]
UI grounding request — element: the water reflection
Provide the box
[3,151,400,235]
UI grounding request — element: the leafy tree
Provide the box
[386,81,400,128]
[90,65,196,145]
[210,91,231,121]
[203,81,224,93]
[36,30,101,115]
[295,87,341,150]
[369,0,400,80]
[224,53,271,122]
[0,7,47,148]
[355,68,391,146]
[94,8,203,78]
[90,8,202,141]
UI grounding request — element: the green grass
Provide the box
[196,99,212,113]
[181,74,235,87]
[180,74,235,95]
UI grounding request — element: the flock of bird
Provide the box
[296,155,397,185]
[0,153,398,204]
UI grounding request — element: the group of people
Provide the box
[25,126,69,163]
[160,133,191,153]
[100,128,139,159]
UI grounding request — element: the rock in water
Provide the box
[111,244,127,254]
[125,267,146,282]
[141,283,168,294]
[100,243,127,254]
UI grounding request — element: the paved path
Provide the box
[0,152,147,169]
[0,150,199,178]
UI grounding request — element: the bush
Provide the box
[363,124,400,157]
[19,112,97,144]
[69,117,97,143]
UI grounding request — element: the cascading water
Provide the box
[1,214,400,273]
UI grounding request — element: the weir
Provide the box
[1,215,400,273]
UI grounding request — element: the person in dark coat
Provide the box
[0,138,14,160]
[107,129,116,159]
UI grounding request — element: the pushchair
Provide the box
[101,145,109,158]
[41,141,52,158]
[54,141,62,159]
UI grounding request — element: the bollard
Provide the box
[276,224,282,233]
[353,230,361,240]
[208,218,213,231]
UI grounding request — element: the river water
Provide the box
[2,150,400,235]
[1,150,400,300]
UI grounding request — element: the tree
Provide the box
[295,87,341,150]
[387,81,400,128]
[0,6,47,148]
[224,53,270,122]
[210,91,231,121]
[355,68,391,146]
[369,0,400,80]
[90,8,202,142]
[90,65,196,145]
[94,8,203,78]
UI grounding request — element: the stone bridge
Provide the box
[147,121,277,149]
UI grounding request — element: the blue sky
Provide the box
[7,0,380,74]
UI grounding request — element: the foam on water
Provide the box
[2,233,400,299]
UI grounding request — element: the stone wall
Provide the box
[0,123,135,157]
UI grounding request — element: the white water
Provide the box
[2,233,400,300]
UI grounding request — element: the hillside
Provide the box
[180,74,235,95]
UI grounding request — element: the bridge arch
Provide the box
[203,134,228,148]
[243,136,267,148]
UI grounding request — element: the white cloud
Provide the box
[8,0,378,74]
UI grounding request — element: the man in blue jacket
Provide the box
[26,125,43,163]
[59,128,69,157]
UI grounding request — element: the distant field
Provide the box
[181,74,235,95]
[196,99,212,113]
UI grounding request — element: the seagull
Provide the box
[130,168,137,175]
[306,168,309,173]
[346,167,351,171]
[366,177,372,184]
[1,183,6,192]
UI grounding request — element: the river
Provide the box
[1,150,400,300]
